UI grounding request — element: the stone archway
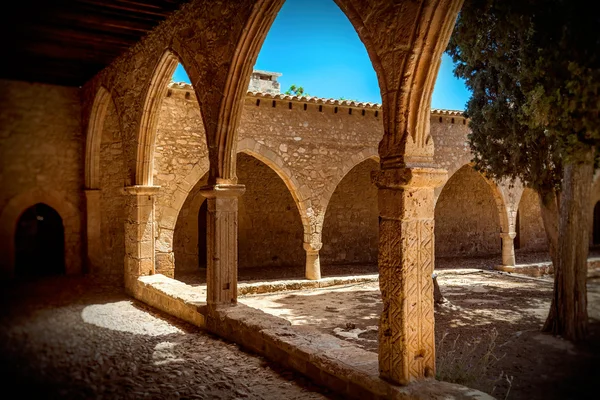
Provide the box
[236,152,304,271]
[15,203,65,278]
[517,188,548,252]
[0,188,81,278]
[321,157,379,270]
[435,164,502,257]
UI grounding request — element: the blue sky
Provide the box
[172,0,471,110]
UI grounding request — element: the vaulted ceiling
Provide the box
[0,0,189,87]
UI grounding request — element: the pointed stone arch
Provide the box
[236,138,311,238]
[85,86,113,190]
[0,189,81,278]
[438,163,512,235]
[322,147,379,211]
[435,164,504,257]
[136,50,182,186]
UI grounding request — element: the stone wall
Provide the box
[173,173,209,276]
[517,188,548,252]
[237,153,305,268]
[321,158,379,266]
[435,165,501,257]
[155,87,547,273]
[98,98,126,278]
[153,86,209,276]
[0,79,83,276]
[430,113,472,202]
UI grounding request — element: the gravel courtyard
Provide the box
[0,276,337,400]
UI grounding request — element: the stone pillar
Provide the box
[199,184,245,305]
[84,189,102,274]
[498,231,517,270]
[373,166,447,385]
[303,242,322,280]
[123,185,160,292]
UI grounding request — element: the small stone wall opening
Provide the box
[15,203,65,277]
[321,158,379,269]
[435,165,501,257]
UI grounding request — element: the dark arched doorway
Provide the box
[15,203,65,277]
[593,202,600,246]
[197,200,208,269]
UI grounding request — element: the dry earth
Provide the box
[240,269,600,400]
[0,277,338,400]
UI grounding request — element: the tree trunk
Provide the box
[542,148,594,341]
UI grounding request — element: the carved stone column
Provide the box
[199,184,245,305]
[84,189,102,274]
[303,242,322,280]
[500,231,517,268]
[123,185,160,292]
[373,166,447,385]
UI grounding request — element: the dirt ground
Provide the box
[0,277,338,400]
[240,269,600,400]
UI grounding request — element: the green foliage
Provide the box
[447,0,600,190]
[285,84,308,97]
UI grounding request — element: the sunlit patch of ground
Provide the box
[240,269,600,400]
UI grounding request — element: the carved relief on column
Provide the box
[303,242,322,280]
[123,185,160,292]
[199,183,245,306]
[373,166,446,385]
[84,189,102,274]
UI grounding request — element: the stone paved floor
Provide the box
[0,276,338,400]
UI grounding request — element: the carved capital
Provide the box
[372,167,447,190]
[303,242,322,253]
[199,183,246,199]
[500,231,517,240]
[84,188,101,199]
[124,185,161,196]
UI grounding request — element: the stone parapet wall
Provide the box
[154,86,550,273]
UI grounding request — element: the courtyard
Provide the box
[2,255,598,399]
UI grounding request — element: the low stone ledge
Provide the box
[208,303,493,400]
[237,274,379,295]
[135,274,206,327]
[494,256,600,277]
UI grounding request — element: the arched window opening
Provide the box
[15,203,65,277]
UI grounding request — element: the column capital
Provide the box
[199,183,245,198]
[124,185,161,196]
[303,242,322,253]
[372,166,447,189]
[84,189,101,200]
[500,231,517,240]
